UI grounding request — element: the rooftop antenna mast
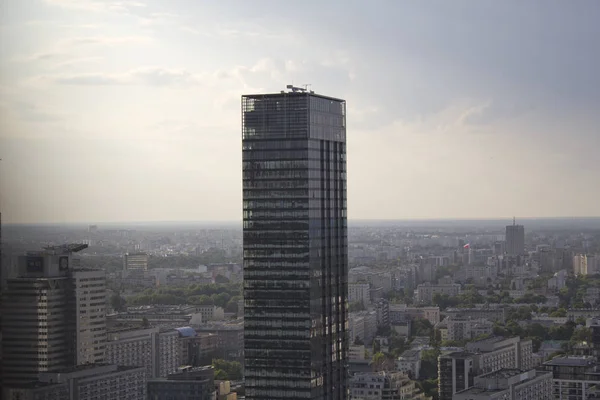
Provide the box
[286,84,308,93]
[513,217,516,226]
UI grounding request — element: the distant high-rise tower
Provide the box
[505,218,525,256]
[242,86,348,399]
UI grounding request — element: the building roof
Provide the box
[442,351,475,359]
[479,368,523,379]
[175,326,197,337]
[543,356,596,367]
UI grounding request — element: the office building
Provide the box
[1,244,90,386]
[242,87,348,399]
[505,221,525,256]
[123,252,149,271]
[453,369,552,400]
[147,366,215,400]
[537,356,600,400]
[4,364,146,400]
[72,268,107,365]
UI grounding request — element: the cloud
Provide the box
[53,57,103,68]
[64,35,152,47]
[180,26,201,35]
[46,66,204,87]
[42,0,145,14]
[1,101,66,124]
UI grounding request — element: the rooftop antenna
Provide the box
[513,217,516,226]
[286,84,307,93]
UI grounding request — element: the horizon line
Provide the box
[3,216,600,226]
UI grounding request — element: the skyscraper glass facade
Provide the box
[242,90,348,400]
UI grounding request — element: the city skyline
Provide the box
[2,1,600,224]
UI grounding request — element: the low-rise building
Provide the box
[444,307,506,323]
[147,366,215,400]
[350,371,429,400]
[416,283,460,304]
[396,349,421,380]
[4,364,146,400]
[349,283,371,306]
[453,368,552,400]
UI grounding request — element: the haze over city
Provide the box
[1,0,600,224]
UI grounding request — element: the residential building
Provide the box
[573,254,588,276]
[5,364,146,400]
[446,317,494,341]
[349,371,429,400]
[567,308,600,322]
[147,366,215,400]
[445,307,506,323]
[105,327,157,379]
[123,252,149,271]
[72,268,107,365]
[416,283,460,304]
[506,222,525,256]
[349,283,371,306]
[374,299,390,329]
[466,336,533,372]
[242,88,348,399]
[158,329,184,378]
[396,349,421,380]
[453,368,552,400]
[538,356,600,400]
[194,305,226,322]
[548,270,568,291]
[105,326,185,379]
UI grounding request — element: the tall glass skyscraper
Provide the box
[242,87,348,400]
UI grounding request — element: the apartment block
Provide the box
[72,268,107,365]
[349,283,371,306]
[416,283,460,304]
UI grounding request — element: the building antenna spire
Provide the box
[513,216,516,226]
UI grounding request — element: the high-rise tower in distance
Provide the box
[505,218,525,256]
[242,85,348,400]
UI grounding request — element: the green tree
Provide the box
[419,349,440,380]
[141,317,150,328]
[212,359,243,380]
[110,293,126,311]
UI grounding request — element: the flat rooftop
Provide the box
[242,90,344,103]
[543,356,596,367]
[442,351,475,359]
[479,368,522,379]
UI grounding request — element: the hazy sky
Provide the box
[1,1,599,224]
